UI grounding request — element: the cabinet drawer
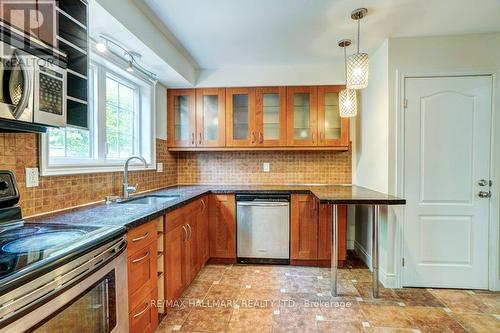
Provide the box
[128,220,157,256]
[129,289,158,333]
[128,242,157,298]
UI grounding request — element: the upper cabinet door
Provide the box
[196,88,226,147]
[286,86,318,146]
[255,87,287,146]
[168,89,196,147]
[226,88,256,146]
[317,86,349,147]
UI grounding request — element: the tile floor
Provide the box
[156,255,500,333]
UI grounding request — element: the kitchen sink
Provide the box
[118,195,180,205]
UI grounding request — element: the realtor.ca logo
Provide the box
[0,0,56,48]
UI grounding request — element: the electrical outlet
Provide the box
[25,168,39,187]
[156,162,163,173]
[263,162,270,172]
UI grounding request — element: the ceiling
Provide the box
[140,0,500,70]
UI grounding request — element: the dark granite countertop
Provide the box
[27,185,405,230]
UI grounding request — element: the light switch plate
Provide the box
[263,162,270,172]
[25,168,39,187]
[157,163,163,173]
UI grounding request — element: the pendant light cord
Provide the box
[343,45,347,83]
[357,19,360,53]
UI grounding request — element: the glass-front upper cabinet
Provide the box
[286,86,318,146]
[167,89,196,147]
[196,88,226,147]
[226,88,255,146]
[317,86,349,147]
[255,87,286,146]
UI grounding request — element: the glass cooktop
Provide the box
[0,221,123,282]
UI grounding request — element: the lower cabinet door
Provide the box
[209,194,236,258]
[290,194,318,260]
[165,223,187,303]
[197,196,210,265]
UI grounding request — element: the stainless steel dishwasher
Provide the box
[236,194,290,264]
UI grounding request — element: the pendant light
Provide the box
[346,8,369,89]
[338,39,357,117]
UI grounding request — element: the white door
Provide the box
[403,75,492,289]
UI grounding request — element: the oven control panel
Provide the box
[0,171,19,208]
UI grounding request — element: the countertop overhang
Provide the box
[27,185,406,229]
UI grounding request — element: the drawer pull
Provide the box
[131,232,149,242]
[132,252,149,263]
[186,223,192,240]
[133,302,149,318]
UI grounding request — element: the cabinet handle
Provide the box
[132,251,150,263]
[131,232,149,242]
[182,225,188,241]
[201,199,206,213]
[198,133,202,145]
[186,223,192,240]
[251,131,256,144]
[133,302,150,318]
[191,132,195,145]
[259,132,263,144]
[320,132,324,142]
[312,132,315,144]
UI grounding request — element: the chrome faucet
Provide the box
[122,156,147,199]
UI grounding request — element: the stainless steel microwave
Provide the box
[0,41,66,128]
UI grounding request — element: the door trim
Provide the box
[396,70,499,291]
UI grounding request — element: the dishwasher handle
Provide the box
[237,202,289,207]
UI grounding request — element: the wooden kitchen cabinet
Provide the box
[291,194,318,260]
[209,194,236,259]
[318,204,347,264]
[317,86,349,147]
[164,198,209,304]
[255,87,287,146]
[226,88,256,146]
[196,88,226,147]
[127,219,160,333]
[167,89,196,147]
[197,196,210,265]
[291,195,348,265]
[286,86,318,146]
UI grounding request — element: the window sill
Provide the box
[40,164,157,177]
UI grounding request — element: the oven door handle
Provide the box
[11,50,31,120]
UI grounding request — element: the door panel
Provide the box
[290,194,318,260]
[318,204,347,262]
[255,87,287,146]
[286,87,318,146]
[226,88,256,146]
[167,89,196,147]
[317,86,349,147]
[196,88,225,147]
[164,223,186,303]
[403,75,491,289]
[209,194,236,258]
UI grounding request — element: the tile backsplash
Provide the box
[0,132,352,216]
[0,134,177,217]
[177,151,352,185]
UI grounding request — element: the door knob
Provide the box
[478,191,491,198]
[478,179,489,186]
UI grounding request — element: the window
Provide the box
[41,56,156,176]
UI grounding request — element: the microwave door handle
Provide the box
[11,50,31,119]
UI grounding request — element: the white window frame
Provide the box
[40,54,156,176]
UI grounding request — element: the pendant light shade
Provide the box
[346,52,369,89]
[339,88,357,117]
[338,39,357,117]
[346,8,369,90]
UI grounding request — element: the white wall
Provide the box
[352,39,391,282]
[353,33,500,289]
[155,83,167,140]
